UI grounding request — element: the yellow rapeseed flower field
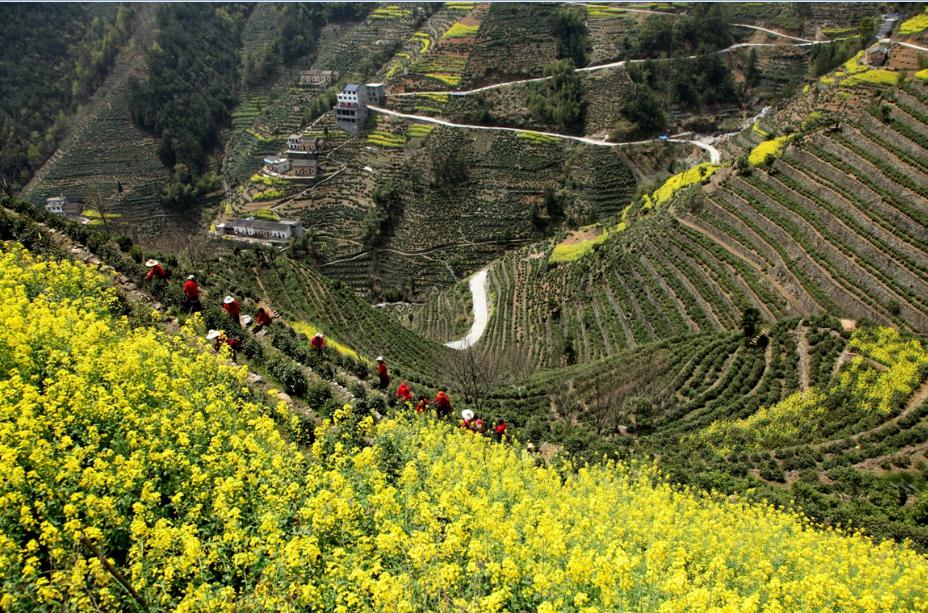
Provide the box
[2,244,928,610]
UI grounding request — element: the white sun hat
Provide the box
[145,259,159,267]
[240,315,252,325]
[461,409,474,421]
[206,329,221,340]
[224,295,235,304]
[187,274,196,280]
[376,355,384,362]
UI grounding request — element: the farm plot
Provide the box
[461,3,559,87]
[206,250,451,384]
[400,7,487,92]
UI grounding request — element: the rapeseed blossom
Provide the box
[1,244,927,610]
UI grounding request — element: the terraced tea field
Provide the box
[205,250,451,383]
[21,6,173,238]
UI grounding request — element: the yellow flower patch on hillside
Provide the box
[748,135,792,166]
[3,245,928,610]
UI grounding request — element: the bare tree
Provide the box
[581,375,628,435]
[85,185,112,237]
[440,344,509,413]
[548,378,581,424]
[0,175,13,199]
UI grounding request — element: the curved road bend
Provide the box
[445,269,490,350]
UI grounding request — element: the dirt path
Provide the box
[796,323,811,391]
[445,268,490,350]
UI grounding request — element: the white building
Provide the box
[45,195,68,215]
[226,218,304,242]
[335,84,368,135]
[264,157,291,174]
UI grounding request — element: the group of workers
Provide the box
[394,382,508,441]
[145,259,273,332]
[146,260,508,441]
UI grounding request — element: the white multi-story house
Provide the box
[335,84,368,135]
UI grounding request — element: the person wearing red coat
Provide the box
[145,259,167,281]
[376,356,390,390]
[253,307,272,330]
[310,333,325,353]
[396,382,413,403]
[182,275,201,313]
[494,419,507,442]
[223,296,241,325]
[433,390,452,419]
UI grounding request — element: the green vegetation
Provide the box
[528,59,586,134]
[550,6,589,67]
[129,4,244,206]
[0,5,133,190]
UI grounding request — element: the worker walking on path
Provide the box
[311,333,325,354]
[223,296,241,325]
[434,390,452,419]
[376,356,390,390]
[144,259,168,281]
[396,382,413,403]
[182,275,201,313]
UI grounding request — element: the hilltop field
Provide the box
[4,1,928,608]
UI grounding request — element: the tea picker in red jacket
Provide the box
[376,356,390,390]
[223,295,241,325]
[182,275,201,313]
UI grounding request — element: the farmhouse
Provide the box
[43,195,85,221]
[288,150,318,176]
[865,44,889,67]
[335,84,368,135]
[216,218,304,242]
[288,134,316,151]
[264,157,291,174]
[299,69,339,86]
[366,82,386,105]
[876,13,903,38]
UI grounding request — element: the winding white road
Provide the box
[387,33,846,100]
[369,105,721,163]
[445,269,490,350]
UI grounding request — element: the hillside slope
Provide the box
[453,80,928,369]
[19,6,175,237]
[2,243,927,610]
